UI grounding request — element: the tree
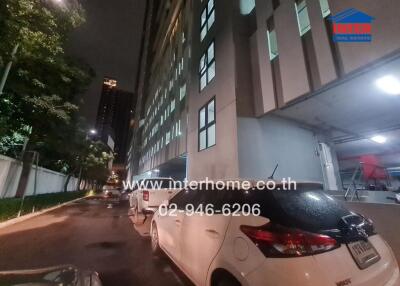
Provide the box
[80,141,114,188]
[0,0,100,197]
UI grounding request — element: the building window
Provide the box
[198,98,216,151]
[295,0,311,36]
[319,0,330,18]
[171,99,176,112]
[199,41,215,91]
[180,84,187,101]
[200,0,215,41]
[239,0,255,15]
[267,27,278,61]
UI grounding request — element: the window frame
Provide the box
[295,0,311,36]
[267,17,279,61]
[199,40,216,91]
[200,0,215,42]
[198,97,216,151]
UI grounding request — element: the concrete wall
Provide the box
[0,155,22,198]
[0,155,78,198]
[237,115,325,182]
[187,0,240,180]
[331,0,400,74]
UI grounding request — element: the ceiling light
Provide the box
[371,135,387,144]
[375,75,400,95]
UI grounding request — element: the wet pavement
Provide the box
[0,197,191,286]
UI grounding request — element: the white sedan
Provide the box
[150,182,400,286]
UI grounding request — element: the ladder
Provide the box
[344,163,363,201]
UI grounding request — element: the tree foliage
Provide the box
[0,0,109,184]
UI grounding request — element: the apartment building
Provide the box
[128,0,400,190]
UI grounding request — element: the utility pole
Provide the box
[0,43,19,96]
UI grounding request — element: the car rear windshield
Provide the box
[239,190,351,232]
[178,183,351,232]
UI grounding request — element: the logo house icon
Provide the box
[328,8,375,42]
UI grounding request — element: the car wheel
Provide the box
[151,223,162,256]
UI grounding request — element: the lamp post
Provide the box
[0,43,19,96]
[0,0,65,96]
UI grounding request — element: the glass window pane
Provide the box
[182,84,187,100]
[296,1,311,36]
[200,73,207,90]
[207,61,215,82]
[267,29,279,60]
[201,9,207,26]
[200,108,206,128]
[208,0,214,13]
[201,26,207,41]
[207,100,215,123]
[208,42,215,63]
[207,124,216,147]
[319,0,330,18]
[207,10,215,29]
[239,0,255,15]
[171,99,175,112]
[200,54,206,72]
[199,130,207,150]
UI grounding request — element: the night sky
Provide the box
[66,0,146,126]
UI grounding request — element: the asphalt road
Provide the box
[0,197,398,286]
[0,197,191,286]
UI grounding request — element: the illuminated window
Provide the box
[239,0,255,15]
[267,26,278,61]
[180,84,187,101]
[319,0,330,18]
[171,99,176,112]
[295,0,311,36]
[200,0,215,41]
[199,98,216,151]
[199,41,215,91]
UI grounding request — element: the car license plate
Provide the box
[347,240,380,269]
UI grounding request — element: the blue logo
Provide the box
[329,8,375,42]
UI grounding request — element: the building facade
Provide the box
[128,0,400,189]
[96,77,135,164]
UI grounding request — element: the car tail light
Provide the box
[143,191,149,201]
[240,223,339,257]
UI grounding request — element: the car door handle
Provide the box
[175,219,181,225]
[168,191,173,194]
[205,229,219,236]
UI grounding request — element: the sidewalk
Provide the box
[0,197,85,230]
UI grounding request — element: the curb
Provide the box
[0,196,86,230]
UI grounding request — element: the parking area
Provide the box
[0,197,191,286]
[0,195,398,286]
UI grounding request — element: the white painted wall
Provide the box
[237,115,325,182]
[0,155,22,198]
[0,155,78,198]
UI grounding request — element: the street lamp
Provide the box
[89,129,97,135]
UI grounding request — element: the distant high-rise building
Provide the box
[96,77,118,148]
[95,77,135,164]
